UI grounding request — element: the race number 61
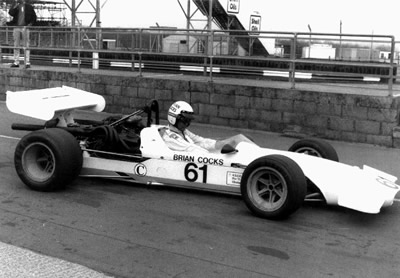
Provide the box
[185,163,208,183]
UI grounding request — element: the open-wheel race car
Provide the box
[6,86,400,220]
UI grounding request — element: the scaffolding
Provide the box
[0,0,106,27]
[62,0,106,27]
[34,1,67,26]
[0,0,66,26]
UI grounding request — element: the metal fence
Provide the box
[0,26,398,95]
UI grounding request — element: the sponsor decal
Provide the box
[173,154,194,162]
[134,164,147,176]
[173,154,223,166]
[197,156,224,166]
[227,171,242,186]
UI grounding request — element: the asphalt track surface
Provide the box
[0,100,400,278]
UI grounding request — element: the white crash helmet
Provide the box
[167,101,194,126]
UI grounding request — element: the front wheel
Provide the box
[14,128,83,192]
[240,155,307,220]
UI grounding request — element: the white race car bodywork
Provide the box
[82,124,400,214]
[7,86,105,125]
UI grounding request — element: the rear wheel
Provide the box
[240,155,307,220]
[288,138,339,162]
[14,128,83,191]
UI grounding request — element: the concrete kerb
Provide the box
[0,242,113,278]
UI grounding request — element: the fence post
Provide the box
[93,26,101,69]
[78,27,81,72]
[210,30,214,79]
[23,26,27,66]
[139,52,142,77]
[131,53,135,72]
[289,33,297,89]
[50,27,53,47]
[78,50,81,72]
[388,36,395,96]
[139,28,143,51]
[209,56,213,83]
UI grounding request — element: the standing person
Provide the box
[9,0,36,68]
[0,4,7,27]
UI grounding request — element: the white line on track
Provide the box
[0,135,20,140]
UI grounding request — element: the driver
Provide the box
[162,101,255,152]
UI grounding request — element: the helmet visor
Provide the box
[180,111,194,126]
[181,111,194,119]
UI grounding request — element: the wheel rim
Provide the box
[247,167,288,212]
[294,146,322,157]
[22,142,56,182]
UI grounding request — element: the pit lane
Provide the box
[0,102,399,277]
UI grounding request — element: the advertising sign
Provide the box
[227,0,240,14]
[249,14,261,35]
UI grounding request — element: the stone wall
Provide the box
[1,68,400,148]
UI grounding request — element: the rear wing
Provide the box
[6,86,106,126]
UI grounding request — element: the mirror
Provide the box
[221,144,237,154]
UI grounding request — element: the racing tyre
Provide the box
[288,138,339,162]
[14,128,83,192]
[240,155,307,220]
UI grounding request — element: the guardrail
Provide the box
[0,26,397,95]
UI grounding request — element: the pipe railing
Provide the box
[0,26,397,95]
